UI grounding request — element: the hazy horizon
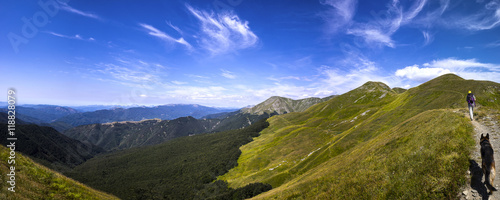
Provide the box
[2,0,500,107]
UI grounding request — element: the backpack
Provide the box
[467,93,475,104]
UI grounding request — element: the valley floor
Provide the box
[460,108,500,200]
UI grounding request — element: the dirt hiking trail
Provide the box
[461,108,500,200]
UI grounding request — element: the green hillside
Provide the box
[64,112,273,151]
[0,145,118,200]
[0,122,104,171]
[220,74,500,199]
[66,119,273,200]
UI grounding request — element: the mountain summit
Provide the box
[243,96,334,115]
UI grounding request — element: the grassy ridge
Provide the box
[255,110,473,199]
[0,145,118,200]
[220,74,498,198]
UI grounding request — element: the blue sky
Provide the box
[1,0,500,107]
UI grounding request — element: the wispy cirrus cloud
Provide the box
[452,0,500,30]
[89,57,169,91]
[346,0,429,48]
[95,63,158,88]
[60,2,101,20]
[320,0,358,33]
[171,81,188,85]
[421,31,433,46]
[166,21,183,34]
[267,76,302,82]
[139,23,192,50]
[486,40,500,47]
[186,4,258,55]
[221,69,237,79]
[320,0,459,47]
[46,31,95,41]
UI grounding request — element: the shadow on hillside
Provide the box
[469,159,489,200]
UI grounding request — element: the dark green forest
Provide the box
[66,119,272,199]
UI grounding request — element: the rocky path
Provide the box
[461,109,500,200]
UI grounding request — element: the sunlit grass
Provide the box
[220,74,498,199]
[0,145,118,200]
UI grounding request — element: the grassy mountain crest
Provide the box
[243,96,334,115]
[0,145,118,199]
[219,74,499,198]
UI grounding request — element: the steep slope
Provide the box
[0,118,104,171]
[220,74,500,198]
[243,96,334,115]
[64,117,216,151]
[392,87,407,94]
[67,120,272,200]
[64,111,274,151]
[0,145,118,199]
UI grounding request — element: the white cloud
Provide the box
[320,0,358,33]
[186,4,258,55]
[320,0,458,47]
[422,31,433,46]
[90,58,168,91]
[403,0,428,23]
[46,31,95,41]
[139,23,192,49]
[342,0,430,48]
[186,74,210,79]
[395,58,500,84]
[487,40,500,47]
[97,63,158,84]
[347,28,395,48]
[456,1,500,30]
[221,69,237,79]
[267,76,301,82]
[60,3,101,20]
[171,81,188,85]
[395,65,452,81]
[423,58,497,70]
[166,21,183,34]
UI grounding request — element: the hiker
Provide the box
[467,91,476,121]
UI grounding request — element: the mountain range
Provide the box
[54,104,237,127]
[61,95,333,151]
[0,104,238,132]
[1,74,499,199]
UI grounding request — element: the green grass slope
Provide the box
[0,145,118,200]
[220,74,500,199]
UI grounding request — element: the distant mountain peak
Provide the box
[244,95,333,115]
[352,81,394,96]
[435,73,464,81]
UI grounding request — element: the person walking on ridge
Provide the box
[467,91,476,121]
